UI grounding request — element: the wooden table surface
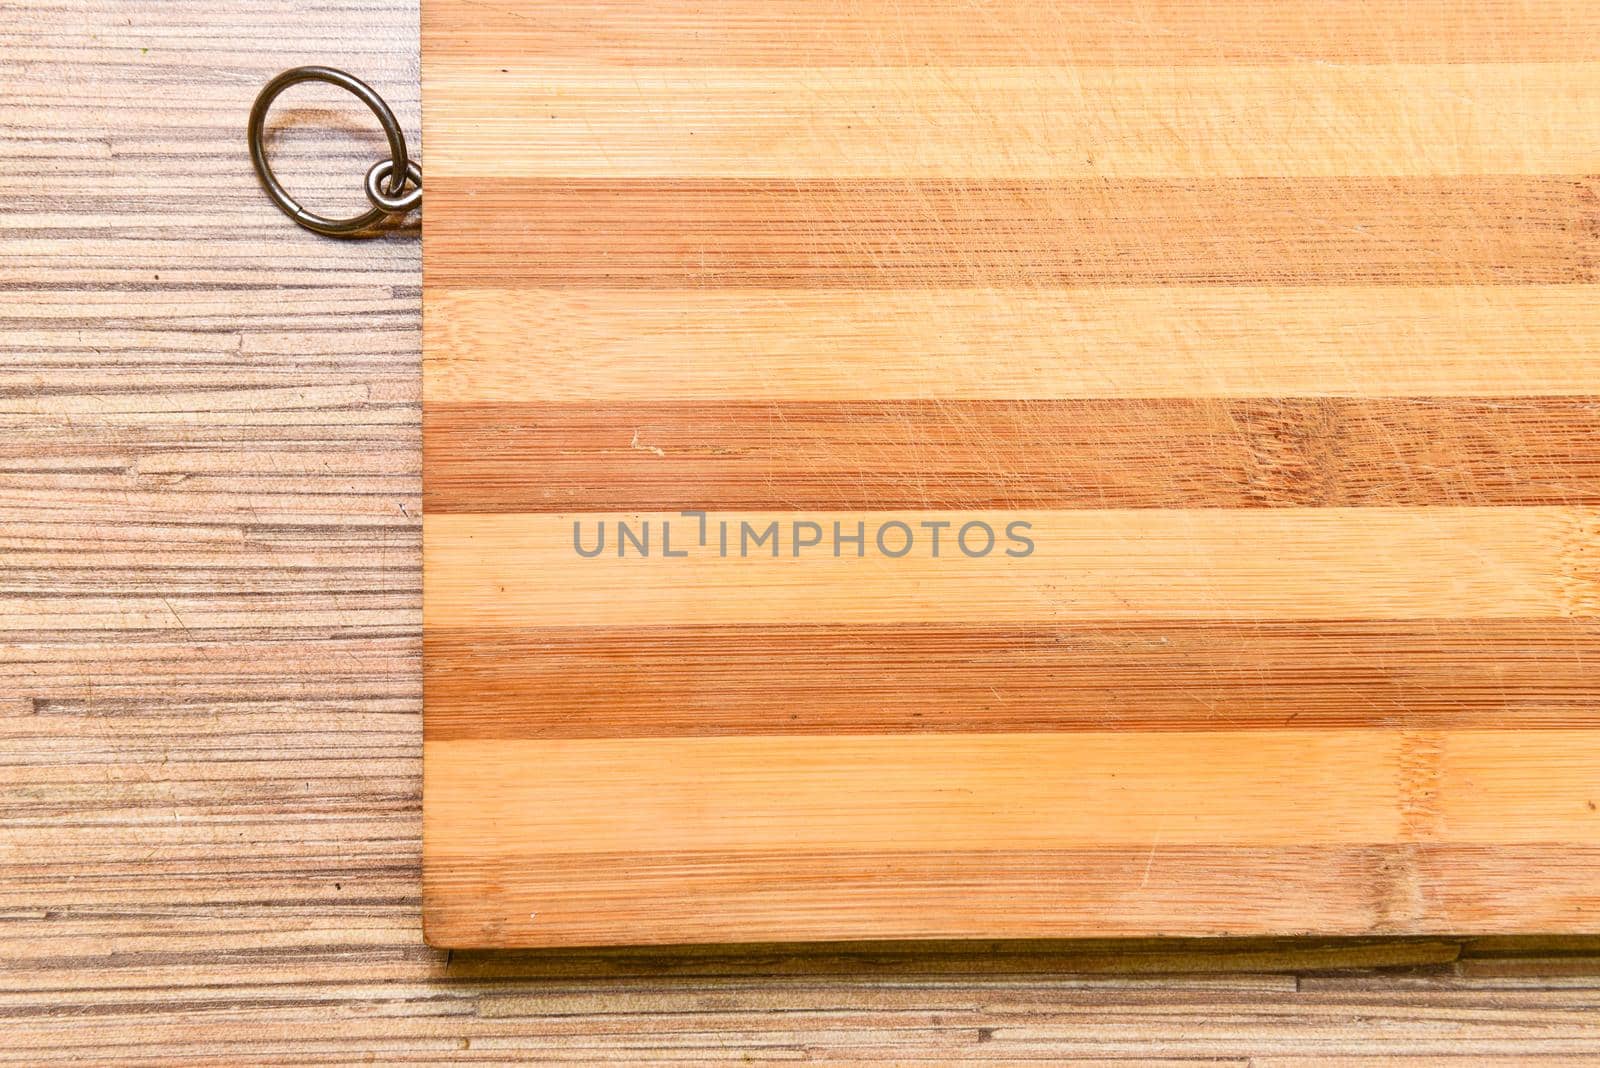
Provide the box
[5,0,1599,1061]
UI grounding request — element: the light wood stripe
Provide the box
[423,845,1600,947]
[424,178,1600,286]
[427,63,1600,179]
[423,399,1600,512]
[423,621,1600,739]
[424,286,1600,402]
[424,0,1600,66]
[424,730,1600,855]
[422,508,1600,627]
[426,733,1398,853]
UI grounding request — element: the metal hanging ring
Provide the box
[247,66,418,237]
[365,159,423,214]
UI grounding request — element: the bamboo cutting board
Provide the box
[421,1,1600,948]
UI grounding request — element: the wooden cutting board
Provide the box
[421,0,1600,948]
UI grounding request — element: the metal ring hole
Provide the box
[365,159,423,214]
[247,66,411,237]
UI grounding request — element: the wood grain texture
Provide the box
[423,0,1600,65]
[424,399,1600,511]
[426,176,1600,286]
[424,508,1599,625]
[424,621,1600,738]
[426,845,1600,948]
[9,0,1600,1062]
[429,730,1600,851]
[426,63,1600,178]
[424,0,1600,951]
[425,285,1600,401]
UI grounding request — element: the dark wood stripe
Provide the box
[423,0,1600,65]
[424,621,1600,739]
[424,844,1600,946]
[423,398,1600,512]
[424,178,1599,287]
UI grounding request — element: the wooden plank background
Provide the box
[5,0,1600,1060]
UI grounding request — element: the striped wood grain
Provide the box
[425,286,1600,400]
[424,399,1600,510]
[426,64,1600,179]
[421,0,1600,947]
[16,0,1600,1062]
[422,0,1600,65]
[423,621,1600,738]
[424,508,1598,625]
[426,177,1600,287]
